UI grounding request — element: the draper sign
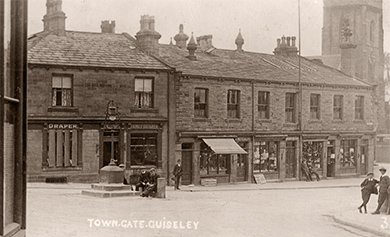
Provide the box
[48,124,78,129]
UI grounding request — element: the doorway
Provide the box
[285,141,297,178]
[102,130,120,167]
[326,140,336,177]
[237,142,248,182]
[181,143,193,185]
[360,140,368,175]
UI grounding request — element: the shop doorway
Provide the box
[181,143,193,185]
[285,141,297,178]
[360,140,368,175]
[102,130,120,167]
[237,142,248,182]
[326,140,336,177]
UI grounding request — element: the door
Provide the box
[237,142,248,182]
[102,131,120,167]
[360,141,368,175]
[285,141,297,178]
[181,143,193,185]
[326,140,335,177]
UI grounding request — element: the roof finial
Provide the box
[186,32,197,60]
[235,28,244,51]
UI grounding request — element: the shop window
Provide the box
[47,129,79,167]
[200,143,229,175]
[258,91,270,119]
[254,141,278,172]
[285,93,296,123]
[340,139,356,167]
[355,96,364,120]
[134,78,153,108]
[227,90,240,118]
[333,95,343,120]
[52,75,73,107]
[302,141,323,169]
[310,94,320,120]
[130,133,157,166]
[194,88,208,118]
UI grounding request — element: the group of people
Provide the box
[358,167,390,214]
[301,160,321,182]
[134,159,183,197]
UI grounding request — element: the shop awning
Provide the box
[202,138,247,154]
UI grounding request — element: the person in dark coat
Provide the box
[140,168,160,197]
[301,160,312,181]
[372,167,390,214]
[173,159,183,190]
[358,172,378,214]
[135,170,150,191]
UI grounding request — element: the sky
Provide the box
[28,0,390,56]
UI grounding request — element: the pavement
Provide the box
[26,163,390,236]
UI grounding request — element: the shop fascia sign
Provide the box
[48,124,78,129]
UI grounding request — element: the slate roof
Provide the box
[28,31,171,70]
[157,44,371,87]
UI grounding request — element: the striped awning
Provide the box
[202,138,247,154]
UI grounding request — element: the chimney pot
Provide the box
[43,0,67,36]
[136,15,161,55]
[174,24,189,49]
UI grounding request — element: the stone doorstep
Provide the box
[91,183,131,191]
[81,189,141,198]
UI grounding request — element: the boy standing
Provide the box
[358,172,378,214]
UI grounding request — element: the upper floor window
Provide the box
[52,75,72,107]
[285,93,296,123]
[370,20,375,42]
[134,78,153,108]
[310,94,320,120]
[333,95,343,120]
[355,96,364,120]
[258,91,270,119]
[194,88,208,118]
[227,90,240,118]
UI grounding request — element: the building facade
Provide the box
[27,1,176,183]
[158,29,377,184]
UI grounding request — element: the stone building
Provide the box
[310,0,386,132]
[27,0,380,185]
[27,0,176,183]
[157,27,377,184]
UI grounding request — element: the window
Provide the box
[340,139,357,167]
[355,96,364,120]
[302,141,323,169]
[130,133,157,166]
[194,88,208,118]
[134,78,153,108]
[227,90,240,118]
[333,95,343,120]
[52,75,72,107]
[200,142,229,175]
[254,141,278,172]
[47,128,79,167]
[285,93,296,123]
[310,94,320,120]
[370,20,375,42]
[258,91,270,119]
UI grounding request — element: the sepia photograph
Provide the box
[1,0,390,236]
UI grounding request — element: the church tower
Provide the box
[322,0,385,132]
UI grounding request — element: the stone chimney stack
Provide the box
[196,35,213,51]
[174,24,189,49]
[235,29,244,51]
[186,33,197,60]
[273,35,298,56]
[135,15,162,55]
[101,20,116,33]
[43,0,67,36]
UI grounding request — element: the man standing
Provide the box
[173,159,183,190]
[140,168,160,197]
[372,167,390,215]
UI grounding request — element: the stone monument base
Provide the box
[82,183,140,198]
